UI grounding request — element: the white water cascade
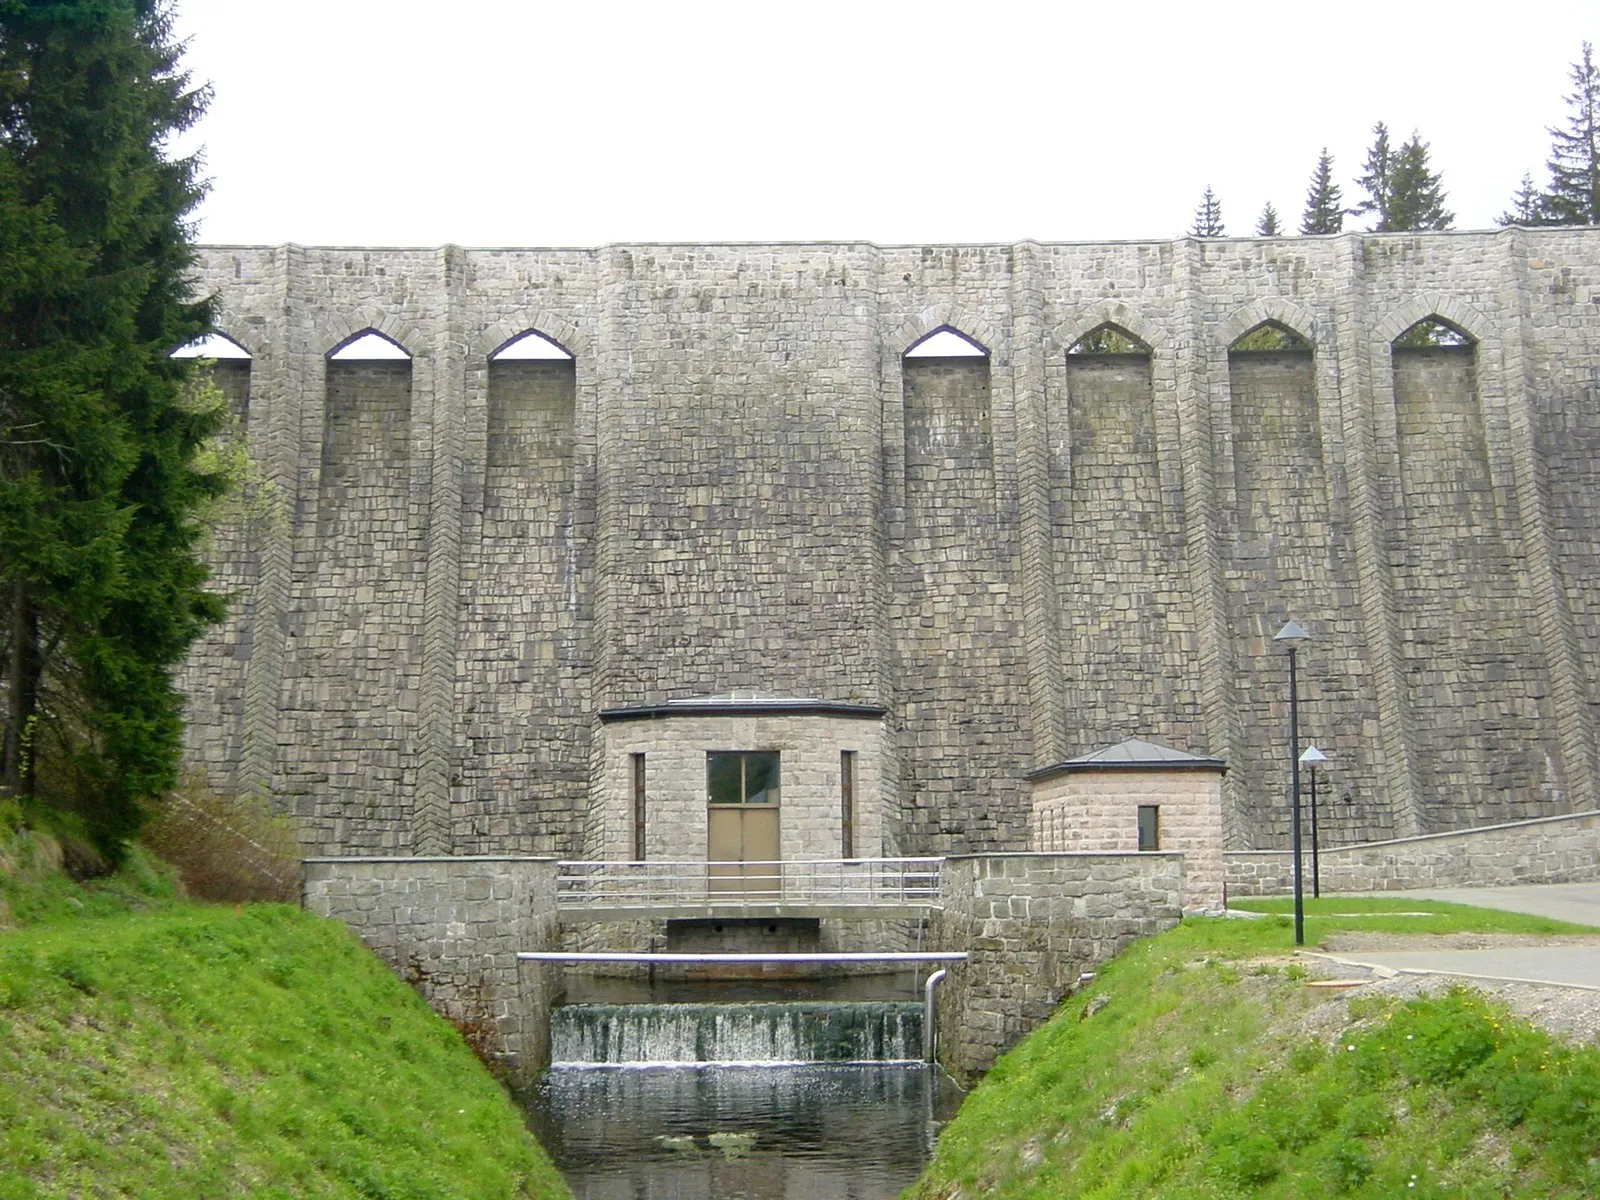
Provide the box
[550,1001,923,1067]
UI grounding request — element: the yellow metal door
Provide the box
[707,805,780,895]
[708,807,744,895]
[742,806,780,894]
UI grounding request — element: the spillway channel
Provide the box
[527,978,963,1199]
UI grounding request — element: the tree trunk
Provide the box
[2,577,39,798]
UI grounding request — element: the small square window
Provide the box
[707,753,743,806]
[707,752,781,805]
[743,753,779,805]
[1137,805,1160,852]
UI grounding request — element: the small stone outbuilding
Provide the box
[1029,738,1226,913]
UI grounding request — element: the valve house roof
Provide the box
[1026,738,1227,781]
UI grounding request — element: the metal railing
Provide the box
[555,857,944,909]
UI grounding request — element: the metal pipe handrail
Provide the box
[922,968,949,1063]
[557,857,943,866]
[554,856,945,908]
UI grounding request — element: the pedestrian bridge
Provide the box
[554,857,943,922]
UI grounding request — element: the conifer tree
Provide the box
[1354,124,1453,231]
[0,1,227,859]
[1540,41,1600,225]
[1385,132,1453,231]
[1300,148,1344,234]
[1191,187,1225,237]
[1255,203,1281,237]
[1498,172,1551,226]
[1352,123,1393,229]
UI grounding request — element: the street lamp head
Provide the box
[1299,744,1328,766]
[1273,619,1310,646]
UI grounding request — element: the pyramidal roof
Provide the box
[1027,737,1226,780]
[1069,738,1217,765]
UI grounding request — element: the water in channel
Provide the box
[529,990,964,1199]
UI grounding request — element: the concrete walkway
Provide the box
[1312,946,1600,991]
[1372,881,1600,927]
[1315,882,1600,990]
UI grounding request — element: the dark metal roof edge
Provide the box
[1026,758,1228,781]
[600,700,888,723]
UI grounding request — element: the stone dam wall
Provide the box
[180,230,1600,856]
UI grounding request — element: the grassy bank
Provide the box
[911,899,1600,1199]
[0,822,183,931]
[0,842,569,1198]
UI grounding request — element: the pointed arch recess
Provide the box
[477,309,588,362]
[1067,322,1151,355]
[1229,319,1311,353]
[1374,295,1487,347]
[171,331,253,359]
[904,326,989,358]
[1392,315,1475,349]
[327,328,412,361]
[1218,299,1316,352]
[1046,302,1161,359]
[489,329,575,361]
[890,307,1001,360]
[319,306,421,360]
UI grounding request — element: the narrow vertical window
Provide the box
[1137,805,1160,852]
[840,750,856,858]
[631,753,647,860]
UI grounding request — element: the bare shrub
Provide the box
[142,773,300,903]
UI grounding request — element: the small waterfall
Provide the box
[551,1001,923,1067]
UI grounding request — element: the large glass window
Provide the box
[707,752,780,805]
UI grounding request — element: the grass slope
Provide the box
[0,901,570,1199]
[910,898,1600,1199]
[0,828,182,931]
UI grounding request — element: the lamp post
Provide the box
[1273,620,1310,946]
[1300,745,1328,899]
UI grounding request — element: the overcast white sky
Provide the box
[169,1,1596,247]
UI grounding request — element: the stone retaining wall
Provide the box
[303,851,1186,1085]
[933,852,1183,1079]
[301,856,560,1091]
[1224,810,1600,896]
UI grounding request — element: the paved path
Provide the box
[1313,946,1600,990]
[1371,882,1600,927]
[1315,882,1600,990]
